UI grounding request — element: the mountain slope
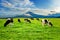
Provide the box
[48,13,60,18]
[26,11,45,18]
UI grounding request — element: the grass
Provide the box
[0,18,60,40]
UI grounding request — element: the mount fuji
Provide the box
[0,11,60,18]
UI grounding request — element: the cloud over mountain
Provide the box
[0,0,60,18]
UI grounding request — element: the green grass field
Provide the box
[0,18,60,40]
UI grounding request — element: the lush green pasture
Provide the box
[0,18,60,40]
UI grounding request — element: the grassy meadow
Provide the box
[0,18,60,40]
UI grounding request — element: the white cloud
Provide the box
[51,0,60,12]
[1,0,14,8]
[30,9,51,16]
[0,0,35,17]
[24,0,34,6]
[24,14,32,16]
[52,7,60,12]
[1,0,35,8]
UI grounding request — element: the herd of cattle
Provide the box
[4,18,53,27]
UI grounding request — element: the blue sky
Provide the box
[30,0,52,9]
[0,0,60,17]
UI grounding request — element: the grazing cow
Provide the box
[18,19,21,23]
[41,19,48,26]
[24,19,31,23]
[30,18,34,20]
[36,18,39,21]
[48,21,53,26]
[4,18,13,27]
[41,19,53,27]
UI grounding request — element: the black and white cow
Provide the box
[4,18,13,27]
[24,19,31,23]
[41,19,53,27]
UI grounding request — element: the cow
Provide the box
[24,19,31,23]
[41,19,48,26]
[18,19,21,23]
[36,18,39,21]
[30,18,34,20]
[4,18,13,27]
[41,19,53,27]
